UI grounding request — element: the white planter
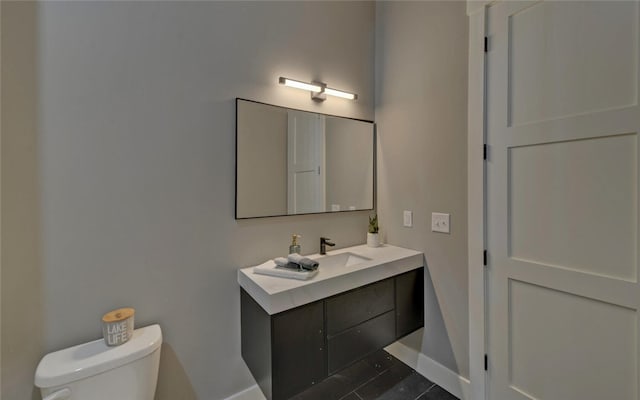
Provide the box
[367,232,380,247]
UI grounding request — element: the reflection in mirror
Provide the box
[236,99,374,219]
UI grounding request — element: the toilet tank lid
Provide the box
[35,324,162,388]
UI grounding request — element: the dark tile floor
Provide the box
[290,350,459,400]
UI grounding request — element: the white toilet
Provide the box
[35,324,162,400]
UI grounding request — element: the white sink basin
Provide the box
[238,244,424,314]
[316,252,371,268]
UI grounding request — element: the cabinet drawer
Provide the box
[326,279,394,336]
[327,310,396,374]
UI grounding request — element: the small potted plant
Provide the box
[367,213,380,247]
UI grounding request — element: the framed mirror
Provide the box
[236,98,375,219]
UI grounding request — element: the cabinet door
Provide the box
[395,268,424,338]
[241,289,273,399]
[271,300,326,400]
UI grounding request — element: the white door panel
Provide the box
[508,1,638,126]
[287,111,325,214]
[486,1,640,399]
[508,280,637,400]
[509,134,637,280]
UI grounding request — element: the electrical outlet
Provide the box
[403,210,413,227]
[431,212,450,233]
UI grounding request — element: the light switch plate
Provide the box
[403,210,413,227]
[431,212,450,233]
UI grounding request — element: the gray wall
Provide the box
[1,2,44,399]
[1,2,374,399]
[375,1,469,379]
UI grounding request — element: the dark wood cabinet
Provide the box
[241,267,424,400]
[241,290,326,400]
[395,268,425,338]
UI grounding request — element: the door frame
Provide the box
[468,3,640,400]
[467,2,489,400]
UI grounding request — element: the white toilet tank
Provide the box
[35,324,162,400]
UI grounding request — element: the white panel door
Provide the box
[287,111,325,214]
[486,2,640,399]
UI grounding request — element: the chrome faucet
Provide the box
[320,237,335,255]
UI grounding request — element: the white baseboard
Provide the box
[385,341,471,400]
[222,385,266,400]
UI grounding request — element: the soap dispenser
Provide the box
[289,234,301,254]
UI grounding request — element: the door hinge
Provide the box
[484,36,489,52]
[483,144,487,160]
[483,250,487,266]
[484,354,488,371]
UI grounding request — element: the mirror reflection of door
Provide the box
[287,110,326,214]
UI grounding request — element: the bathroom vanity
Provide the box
[238,244,424,400]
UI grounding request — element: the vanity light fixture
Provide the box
[278,77,323,93]
[324,87,357,100]
[278,76,358,101]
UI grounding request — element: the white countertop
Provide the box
[237,244,424,315]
